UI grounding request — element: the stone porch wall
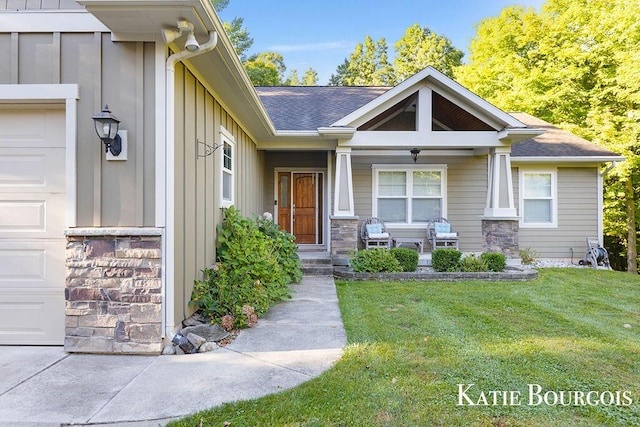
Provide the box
[64,228,163,354]
[330,216,358,266]
[482,218,519,258]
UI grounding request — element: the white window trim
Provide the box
[219,126,235,208]
[372,164,447,227]
[519,168,558,228]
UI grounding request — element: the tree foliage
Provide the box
[223,17,253,61]
[394,23,463,81]
[244,52,286,86]
[456,0,640,271]
[334,35,396,86]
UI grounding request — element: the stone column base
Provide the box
[482,218,519,259]
[64,228,163,354]
[330,216,359,266]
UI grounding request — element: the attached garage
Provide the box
[0,107,67,344]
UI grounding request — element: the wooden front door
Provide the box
[277,172,323,245]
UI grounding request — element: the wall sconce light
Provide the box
[410,148,421,163]
[92,104,122,156]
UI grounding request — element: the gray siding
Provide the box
[173,63,265,323]
[352,155,488,251]
[516,167,600,259]
[0,31,156,227]
[262,151,328,215]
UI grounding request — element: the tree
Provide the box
[394,23,463,81]
[210,0,229,11]
[335,35,396,86]
[244,52,286,86]
[284,69,301,86]
[302,68,318,86]
[456,0,640,272]
[223,17,253,61]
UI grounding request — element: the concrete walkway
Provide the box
[0,275,346,426]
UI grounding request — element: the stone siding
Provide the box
[330,216,359,266]
[64,229,163,354]
[482,218,519,258]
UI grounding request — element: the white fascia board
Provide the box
[512,156,625,164]
[0,10,109,32]
[498,127,545,143]
[352,149,475,157]
[256,139,338,151]
[0,84,79,101]
[344,130,502,148]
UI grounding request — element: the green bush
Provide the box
[459,253,488,272]
[390,247,419,272]
[350,249,403,273]
[519,247,538,265]
[431,249,462,272]
[481,252,507,272]
[191,207,301,328]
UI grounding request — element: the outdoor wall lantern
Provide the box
[410,148,421,163]
[92,104,122,156]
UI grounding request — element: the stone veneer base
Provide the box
[333,267,538,282]
[330,216,359,266]
[64,228,163,354]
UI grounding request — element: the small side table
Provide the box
[393,237,424,253]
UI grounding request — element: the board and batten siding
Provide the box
[0,31,156,227]
[351,154,488,252]
[0,1,82,9]
[514,167,599,259]
[173,63,264,323]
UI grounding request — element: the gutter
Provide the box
[163,30,218,340]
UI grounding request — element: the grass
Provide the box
[169,269,640,426]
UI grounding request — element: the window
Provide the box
[520,170,557,227]
[220,128,234,208]
[373,166,446,224]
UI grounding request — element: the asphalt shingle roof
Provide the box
[256,86,620,159]
[510,112,619,158]
[256,86,389,131]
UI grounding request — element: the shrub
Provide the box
[432,248,462,272]
[481,252,507,272]
[459,253,488,272]
[390,247,419,272]
[519,247,539,265]
[350,249,403,273]
[191,207,301,329]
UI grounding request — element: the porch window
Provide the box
[520,170,557,227]
[220,127,235,208]
[373,166,445,224]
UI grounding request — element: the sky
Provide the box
[218,0,546,85]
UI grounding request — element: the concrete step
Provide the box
[302,265,335,276]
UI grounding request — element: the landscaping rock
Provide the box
[162,345,176,355]
[198,342,217,353]
[186,333,206,349]
[181,323,230,342]
[182,312,206,327]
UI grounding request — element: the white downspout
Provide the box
[163,31,218,339]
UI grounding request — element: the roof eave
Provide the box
[512,156,625,163]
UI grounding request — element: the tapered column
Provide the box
[484,147,517,218]
[333,147,354,216]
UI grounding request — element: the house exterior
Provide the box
[0,0,622,353]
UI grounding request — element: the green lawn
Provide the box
[169,269,640,426]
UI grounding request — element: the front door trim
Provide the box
[274,167,327,247]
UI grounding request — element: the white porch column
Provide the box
[333,147,355,216]
[484,147,517,218]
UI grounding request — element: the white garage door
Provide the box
[0,107,66,345]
